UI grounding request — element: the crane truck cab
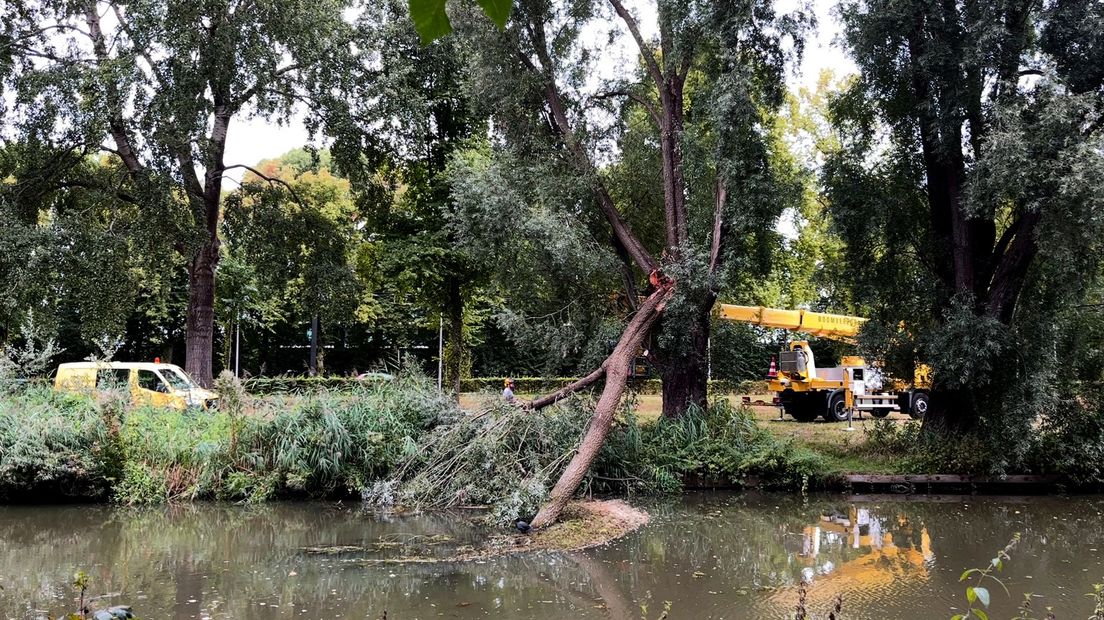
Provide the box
[54,361,218,410]
[717,304,929,422]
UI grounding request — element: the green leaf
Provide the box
[960,569,977,582]
[476,0,513,28]
[971,609,989,620]
[408,0,452,44]
[974,586,990,608]
[966,586,977,603]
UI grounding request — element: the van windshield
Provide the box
[161,368,197,391]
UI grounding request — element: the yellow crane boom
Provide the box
[715,304,867,342]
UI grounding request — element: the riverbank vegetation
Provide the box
[6,370,1104,514]
[0,373,829,510]
[0,371,829,509]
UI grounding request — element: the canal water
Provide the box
[2,493,1103,619]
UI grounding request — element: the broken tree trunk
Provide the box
[529,283,674,529]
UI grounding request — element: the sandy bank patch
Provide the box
[336,499,649,564]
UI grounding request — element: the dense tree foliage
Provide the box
[1,0,1102,491]
[826,0,1104,453]
[1,0,374,384]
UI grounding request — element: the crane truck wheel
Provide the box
[783,393,818,422]
[909,391,929,420]
[824,391,849,422]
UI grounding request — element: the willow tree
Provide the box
[828,0,1104,438]
[450,0,806,525]
[1,0,369,384]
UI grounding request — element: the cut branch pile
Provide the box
[363,399,591,526]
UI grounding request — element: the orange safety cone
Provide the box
[767,356,777,378]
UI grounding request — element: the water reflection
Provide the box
[2,494,1103,619]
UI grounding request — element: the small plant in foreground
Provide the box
[954,533,1020,620]
[49,571,135,620]
[1089,582,1104,620]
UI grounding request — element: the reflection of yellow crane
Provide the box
[716,305,930,422]
[775,507,933,610]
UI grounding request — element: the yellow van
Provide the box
[54,361,219,410]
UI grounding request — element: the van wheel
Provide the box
[824,391,849,422]
[910,392,929,420]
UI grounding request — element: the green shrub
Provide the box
[0,386,117,500]
[1024,384,1104,485]
[596,400,828,492]
[458,376,763,395]
[116,406,236,502]
[114,460,169,504]
[242,375,764,396]
[859,418,995,474]
[0,371,459,503]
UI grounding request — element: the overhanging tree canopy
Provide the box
[828,0,1104,437]
[2,0,371,384]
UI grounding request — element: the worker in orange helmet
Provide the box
[502,378,517,404]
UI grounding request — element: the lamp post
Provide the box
[437,316,444,390]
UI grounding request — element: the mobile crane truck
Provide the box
[716,305,930,423]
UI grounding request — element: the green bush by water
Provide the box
[595,399,828,493]
[0,372,455,503]
[0,388,118,499]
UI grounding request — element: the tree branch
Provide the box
[221,164,307,206]
[708,178,728,277]
[592,89,660,126]
[85,0,143,174]
[511,22,658,274]
[529,282,674,528]
[108,2,166,86]
[608,0,664,93]
[175,148,205,205]
[53,180,141,206]
[232,63,303,110]
[986,210,1040,321]
[526,366,607,410]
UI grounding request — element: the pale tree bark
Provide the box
[529,283,674,529]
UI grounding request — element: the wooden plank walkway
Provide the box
[844,473,1061,494]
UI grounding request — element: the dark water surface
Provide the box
[2,493,1103,619]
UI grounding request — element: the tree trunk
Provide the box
[529,284,672,529]
[922,387,981,435]
[657,295,713,418]
[445,276,463,399]
[185,241,218,387]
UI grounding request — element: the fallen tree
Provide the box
[528,282,673,528]
[451,0,806,527]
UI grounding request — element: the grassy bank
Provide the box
[3,377,1100,516]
